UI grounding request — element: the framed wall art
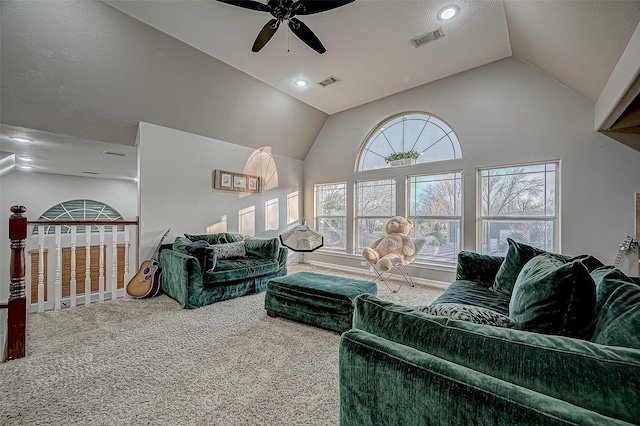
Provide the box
[214,169,262,193]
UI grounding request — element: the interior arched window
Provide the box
[32,199,124,235]
[356,112,462,171]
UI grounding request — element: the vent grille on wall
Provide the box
[317,76,340,88]
[411,28,445,48]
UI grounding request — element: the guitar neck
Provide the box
[613,250,624,268]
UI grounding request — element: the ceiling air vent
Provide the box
[411,27,445,48]
[102,151,127,157]
[82,171,100,175]
[317,76,340,88]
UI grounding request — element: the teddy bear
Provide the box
[362,216,416,272]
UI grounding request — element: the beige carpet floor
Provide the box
[0,265,442,425]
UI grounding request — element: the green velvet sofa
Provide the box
[339,241,640,425]
[159,233,287,309]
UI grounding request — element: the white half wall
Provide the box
[137,122,304,261]
[305,57,640,280]
[0,171,137,301]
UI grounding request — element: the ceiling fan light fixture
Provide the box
[438,5,459,21]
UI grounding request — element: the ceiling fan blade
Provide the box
[288,18,326,54]
[294,0,354,15]
[252,19,280,52]
[217,0,271,13]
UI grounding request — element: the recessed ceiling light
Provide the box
[21,157,33,162]
[12,137,32,143]
[438,5,459,20]
[295,80,308,87]
[20,165,33,170]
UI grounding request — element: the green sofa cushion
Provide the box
[204,257,279,285]
[244,237,279,261]
[590,267,640,349]
[509,253,595,339]
[184,232,244,245]
[493,238,546,295]
[431,280,511,316]
[456,251,504,288]
[353,294,640,424]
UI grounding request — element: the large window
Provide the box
[315,183,347,251]
[356,112,462,171]
[408,172,462,263]
[33,199,124,235]
[479,162,558,256]
[356,178,396,252]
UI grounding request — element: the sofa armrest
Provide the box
[352,294,640,424]
[277,246,288,276]
[339,329,627,426]
[159,249,202,309]
[244,237,280,261]
[456,251,504,287]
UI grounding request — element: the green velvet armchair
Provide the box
[159,233,287,309]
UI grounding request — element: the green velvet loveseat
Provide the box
[159,233,287,309]
[339,240,640,425]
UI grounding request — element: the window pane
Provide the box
[412,219,461,263]
[481,220,554,255]
[357,218,389,252]
[317,218,346,251]
[409,172,461,216]
[316,183,346,216]
[356,179,396,217]
[481,166,555,217]
[358,112,461,171]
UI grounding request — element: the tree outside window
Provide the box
[356,179,396,252]
[479,162,558,255]
[408,172,462,263]
[315,183,347,251]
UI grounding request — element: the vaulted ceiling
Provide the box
[1,1,639,178]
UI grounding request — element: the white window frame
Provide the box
[314,182,348,252]
[355,178,396,253]
[477,161,560,255]
[407,171,463,264]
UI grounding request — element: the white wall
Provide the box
[0,171,138,301]
[304,57,640,280]
[137,122,304,260]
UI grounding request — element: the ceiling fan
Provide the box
[217,0,354,54]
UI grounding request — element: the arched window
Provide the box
[32,199,124,235]
[356,112,462,171]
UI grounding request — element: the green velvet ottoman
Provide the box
[264,272,378,333]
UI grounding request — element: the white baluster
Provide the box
[37,225,45,313]
[85,229,91,305]
[99,226,105,302]
[54,226,62,310]
[111,226,118,299]
[70,225,77,308]
[124,226,130,288]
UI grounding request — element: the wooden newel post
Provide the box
[7,205,27,361]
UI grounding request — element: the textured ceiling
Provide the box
[1,0,639,179]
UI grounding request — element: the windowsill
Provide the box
[312,249,456,272]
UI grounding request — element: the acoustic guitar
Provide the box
[613,236,638,268]
[127,228,171,299]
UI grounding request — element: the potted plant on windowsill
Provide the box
[384,150,420,167]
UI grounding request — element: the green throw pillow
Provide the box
[590,267,640,349]
[509,253,596,339]
[493,238,546,295]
